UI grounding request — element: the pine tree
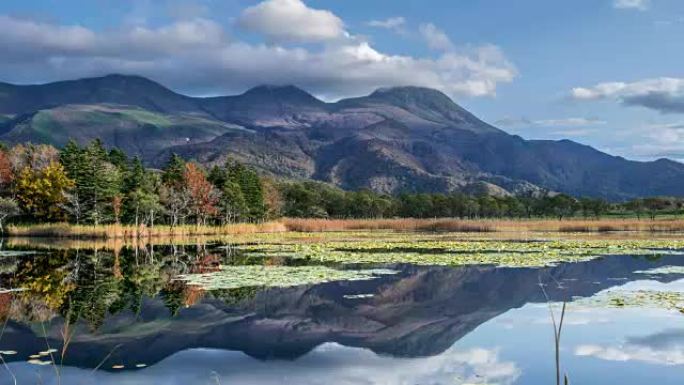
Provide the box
[125,157,145,193]
[225,159,264,221]
[162,153,186,186]
[219,181,247,224]
[108,147,129,172]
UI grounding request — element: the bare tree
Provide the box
[61,191,84,225]
[0,198,20,234]
[160,185,190,227]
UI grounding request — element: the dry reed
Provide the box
[7,222,287,239]
[283,218,494,232]
[7,218,684,240]
[283,217,684,233]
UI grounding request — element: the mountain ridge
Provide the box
[0,74,682,200]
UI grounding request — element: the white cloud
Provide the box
[0,15,97,55]
[624,121,684,160]
[570,77,684,113]
[237,0,346,43]
[495,117,606,128]
[0,16,227,60]
[576,343,684,365]
[613,0,650,10]
[535,118,607,127]
[419,23,454,52]
[0,14,516,100]
[6,344,520,385]
[367,17,406,32]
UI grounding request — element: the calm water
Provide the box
[0,241,683,384]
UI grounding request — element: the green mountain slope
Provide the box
[2,104,249,162]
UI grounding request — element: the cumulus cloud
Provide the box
[613,0,650,10]
[237,0,346,43]
[570,77,684,114]
[367,17,406,32]
[419,23,454,52]
[0,12,516,100]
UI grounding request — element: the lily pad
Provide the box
[175,265,398,290]
[635,266,684,275]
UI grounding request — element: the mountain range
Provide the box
[1,74,683,200]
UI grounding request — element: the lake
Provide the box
[0,232,683,384]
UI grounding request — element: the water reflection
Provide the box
[0,241,683,384]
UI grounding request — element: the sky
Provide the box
[1,0,683,162]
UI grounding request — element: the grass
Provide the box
[6,222,287,239]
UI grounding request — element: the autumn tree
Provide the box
[0,150,14,195]
[184,163,219,226]
[14,161,74,221]
[261,177,283,219]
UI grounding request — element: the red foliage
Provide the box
[183,163,219,223]
[0,151,14,187]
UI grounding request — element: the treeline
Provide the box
[279,181,681,220]
[0,140,680,231]
[0,140,271,230]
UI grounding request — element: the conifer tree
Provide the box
[162,154,186,186]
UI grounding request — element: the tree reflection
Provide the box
[0,242,248,330]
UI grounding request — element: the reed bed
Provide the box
[7,218,684,239]
[283,218,494,232]
[7,222,287,239]
[283,218,684,233]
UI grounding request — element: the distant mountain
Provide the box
[0,74,205,115]
[1,74,684,200]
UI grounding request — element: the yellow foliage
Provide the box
[14,161,74,221]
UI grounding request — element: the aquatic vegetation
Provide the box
[230,232,684,268]
[635,266,684,275]
[175,265,398,290]
[577,290,684,313]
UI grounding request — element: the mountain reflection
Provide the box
[0,242,682,370]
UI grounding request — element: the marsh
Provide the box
[0,232,682,384]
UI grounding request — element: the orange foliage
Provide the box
[184,163,219,224]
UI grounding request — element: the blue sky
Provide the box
[1,0,683,161]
